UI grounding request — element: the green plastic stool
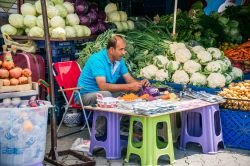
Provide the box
[125,114,176,166]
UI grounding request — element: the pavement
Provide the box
[44,125,250,166]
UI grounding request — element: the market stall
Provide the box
[0,0,250,165]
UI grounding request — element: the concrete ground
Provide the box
[44,125,250,166]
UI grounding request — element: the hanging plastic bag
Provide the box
[2,33,37,53]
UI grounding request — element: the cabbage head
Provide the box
[28,26,44,37]
[73,25,85,37]
[21,3,36,16]
[35,0,54,14]
[55,4,68,18]
[113,22,123,32]
[66,14,80,26]
[105,3,117,14]
[8,14,24,28]
[24,15,37,28]
[51,0,63,4]
[119,11,127,21]
[1,24,17,35]
[47,5,60,18]
[63,2,74,14]
[50,16,65,28]
[108,11,121,22]
[25,28,30,35]
[82,26,91,36]
[65,26,76,38]
[16,28,25,36]
[37,15,51,29]
[51,27,66,40]
[127,20,134,30]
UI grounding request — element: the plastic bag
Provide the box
[2,33,37,53]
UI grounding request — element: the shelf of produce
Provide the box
[0,82,38,99]
[1,35,98,41]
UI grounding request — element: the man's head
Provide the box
[107,35,126,62]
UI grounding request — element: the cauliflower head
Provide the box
[197,50,212,64]
[175,48,192,63]
[230,67,243,80]
[183,60,201,74]
[172,70,189,84]
[224,73,233,84]
[205,61,224,73]
[207,73,226,88]
[153,55,169,68]
[155,69,169,81]
[207,47,222,60]
[140,65,158,79]
[190,72,207,86]
[166,61,181,72]
[191,45,205,54]
[169,42,186,54]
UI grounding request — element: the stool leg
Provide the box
[89,112,98,156]
[141,117,155,166]
[106,113,122,159]
[179,111,188,150]
[125,117,134,163]
[166,115,176,164]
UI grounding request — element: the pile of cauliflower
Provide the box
[139,42,243,88]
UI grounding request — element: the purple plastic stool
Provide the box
[180,104,224,154]
[89,111,127,159]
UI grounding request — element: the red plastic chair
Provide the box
[52,61,91,138]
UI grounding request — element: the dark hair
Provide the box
[106,35,124,49]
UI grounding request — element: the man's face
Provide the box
[111,38,126,61]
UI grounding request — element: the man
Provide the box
[76,34,150,105]
[76,35,150,136]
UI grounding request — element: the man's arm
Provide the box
[122,73,138,83]
[123,73,151,87]
[96,76,142,93]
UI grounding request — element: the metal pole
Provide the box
[40,0,58,161]
[172,0,178,35]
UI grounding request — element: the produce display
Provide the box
[0,52,32,88]
[104,3,134,32]
[0,0,107,39]
[224,40,250,73]
[218,80,250,111]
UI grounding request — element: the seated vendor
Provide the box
[75,35,150,136]
[76,34,150,105]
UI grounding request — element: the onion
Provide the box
[10,78,19,85]
[3,79,10,86]
[2,61,14,70]
[9,67,22,79]
[22,68,32,77]
[18,76,28,84]
[0,68,9,79]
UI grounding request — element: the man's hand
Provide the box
[140,79,151,87]
[128,82,143,92]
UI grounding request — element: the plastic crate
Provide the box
[220,109,250,150]
[35,40,75,49]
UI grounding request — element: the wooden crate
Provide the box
[0,77,32,93]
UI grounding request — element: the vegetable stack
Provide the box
[0,51,32,86]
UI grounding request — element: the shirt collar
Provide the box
[104,49,112,64]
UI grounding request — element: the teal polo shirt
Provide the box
[77,49,129,95]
